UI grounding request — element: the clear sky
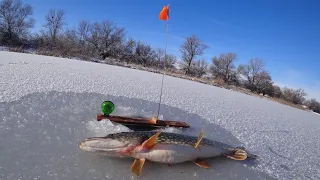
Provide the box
[23,0,320,100]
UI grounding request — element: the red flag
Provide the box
[159,4,169,20]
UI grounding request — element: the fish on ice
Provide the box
[79,130,258,176]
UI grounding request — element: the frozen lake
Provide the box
[1,51,319,180]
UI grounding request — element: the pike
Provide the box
[79,130,258,176]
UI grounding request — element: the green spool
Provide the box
[101,101,115,115]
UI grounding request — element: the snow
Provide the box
[313,112,320,116]
[1,51,320,180]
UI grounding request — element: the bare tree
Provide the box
[164,54,177,69]
[120,37,136,62]
[272,85,282,98]
[254,70,274,95]
[58,29,79,57]
[99,20,125,59]
[134,41,156,67]
[210,52,237,84]
[237,58,276,95]
[305,98,320,113]
[282,87,307,104]
[153,48,177,69]
[86,22,101,55]
[210,56,224,79]
[76,20,90,48]
[239,58,267,91]
[154,48,165,67]
[180,34,208,75]
[86,20,125,59]
[243,58,265,85]
[0,0,35,45]
[192,59,208,78]
[42,8,66,48]
[237,64,246,73]
[77,20,89,39]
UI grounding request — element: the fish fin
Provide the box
[223,149,247,160]
[194,159,211,168]
[131,158,145,176]
[138,131,161,151]
[194,129,204,149]
[149,116,158,124]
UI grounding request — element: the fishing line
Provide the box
[156,4,170,119]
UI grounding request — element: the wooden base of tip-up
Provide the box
[96,114,190,131]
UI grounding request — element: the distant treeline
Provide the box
[1,0,319,113]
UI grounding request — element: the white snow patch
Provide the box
[313,112,320,116]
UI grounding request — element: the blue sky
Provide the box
[23,0,320,100]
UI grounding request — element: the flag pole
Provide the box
[156,4,169,119]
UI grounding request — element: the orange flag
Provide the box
[159,4,169,20]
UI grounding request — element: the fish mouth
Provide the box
[78,137,131,157]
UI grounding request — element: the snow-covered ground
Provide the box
[1,51,320,180]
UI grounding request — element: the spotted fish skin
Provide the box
[105,131,236,161]
[106,131,232,149]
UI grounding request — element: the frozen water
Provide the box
[0,91,268,180]
[1,51,320,179]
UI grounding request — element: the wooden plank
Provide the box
[96,114,190,128]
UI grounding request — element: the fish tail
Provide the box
[246,151,259,160]
[235,146,258,160]
[223,148,248,160]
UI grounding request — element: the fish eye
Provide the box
[106,133,114,138]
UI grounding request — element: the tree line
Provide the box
[1,0,319,113]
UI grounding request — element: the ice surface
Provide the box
[1,51,320,179]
